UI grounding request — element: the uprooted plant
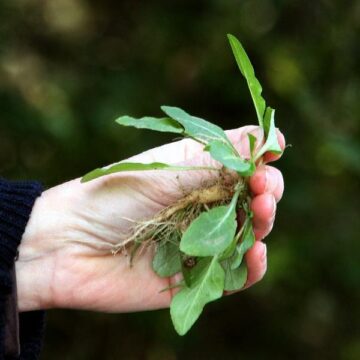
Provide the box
[81,34,283,335]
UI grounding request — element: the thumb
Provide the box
[127,125,260,165]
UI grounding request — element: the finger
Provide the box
[243,241,267,289]
[227,127,286,163]
[263,129,286,163]
[168,272,184,299]
[251,193,276,241]
[226,126,264,159]
[107,125,285,168]
[120,126,263,201]
[249,165,284,202]
[129,125,260,164]
[128,137,204,164]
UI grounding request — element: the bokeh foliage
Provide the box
[0,0,359,359]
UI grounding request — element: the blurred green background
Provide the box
[1,0,359,359]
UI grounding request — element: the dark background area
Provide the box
[1,0,359,359]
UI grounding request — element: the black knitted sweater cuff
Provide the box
[0,178,45,360]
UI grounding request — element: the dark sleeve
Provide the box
[0,178,45,360]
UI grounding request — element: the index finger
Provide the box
[263,129,286,163]
[227,127,286,164]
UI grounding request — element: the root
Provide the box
[111,177,247,260]
[155,183,233,221]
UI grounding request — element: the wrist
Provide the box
[15,253,54,312]
[16,189,57,311]
[15,179,90,311]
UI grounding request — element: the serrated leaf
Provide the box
[255,107,282,160]
[227,34,266,128]
[206,140,255,176]
[223,261,248,291]
[153,240,182,278]
[81,162,218,182]
[231,219,255,270]
[170,256,225,335]
[179,188,241,256]
[161,106,231,145]
[115,116,184,134]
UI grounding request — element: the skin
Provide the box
[16,125,285,313]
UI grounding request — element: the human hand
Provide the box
[16,125,285,313]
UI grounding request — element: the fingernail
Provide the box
[271,195,277,220]
[262,243,267,261]
[265,167,278,193]
[264,167,270,192]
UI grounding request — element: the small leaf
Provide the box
[170,256,225,335]
[179,188,241,256]
[161,106,231,145]
[255,107,282,160]
[248,133,257,159]
[231,218,255,270]
[153,240,182,278]
[81,162,218,182]
[223,262,248,291]
[159,280,185,293]
[129,241,142,266]
[206,140,255,176]
[227,34,266,128]
[115,116,184,134]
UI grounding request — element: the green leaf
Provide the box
[153,240,182,278]
[227,34,266,128]
[231,218,255,270]
[223,261,248,291]
[81,162,218,182]
[161,106,231,145]
[181,256,198,287]
[179,187,241,256]
[206,140,255,176]
[248,133,257,159]
[115,116,184,134]
[255,107,282,160]
[170,256,225,335]
[218,234,238,261]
